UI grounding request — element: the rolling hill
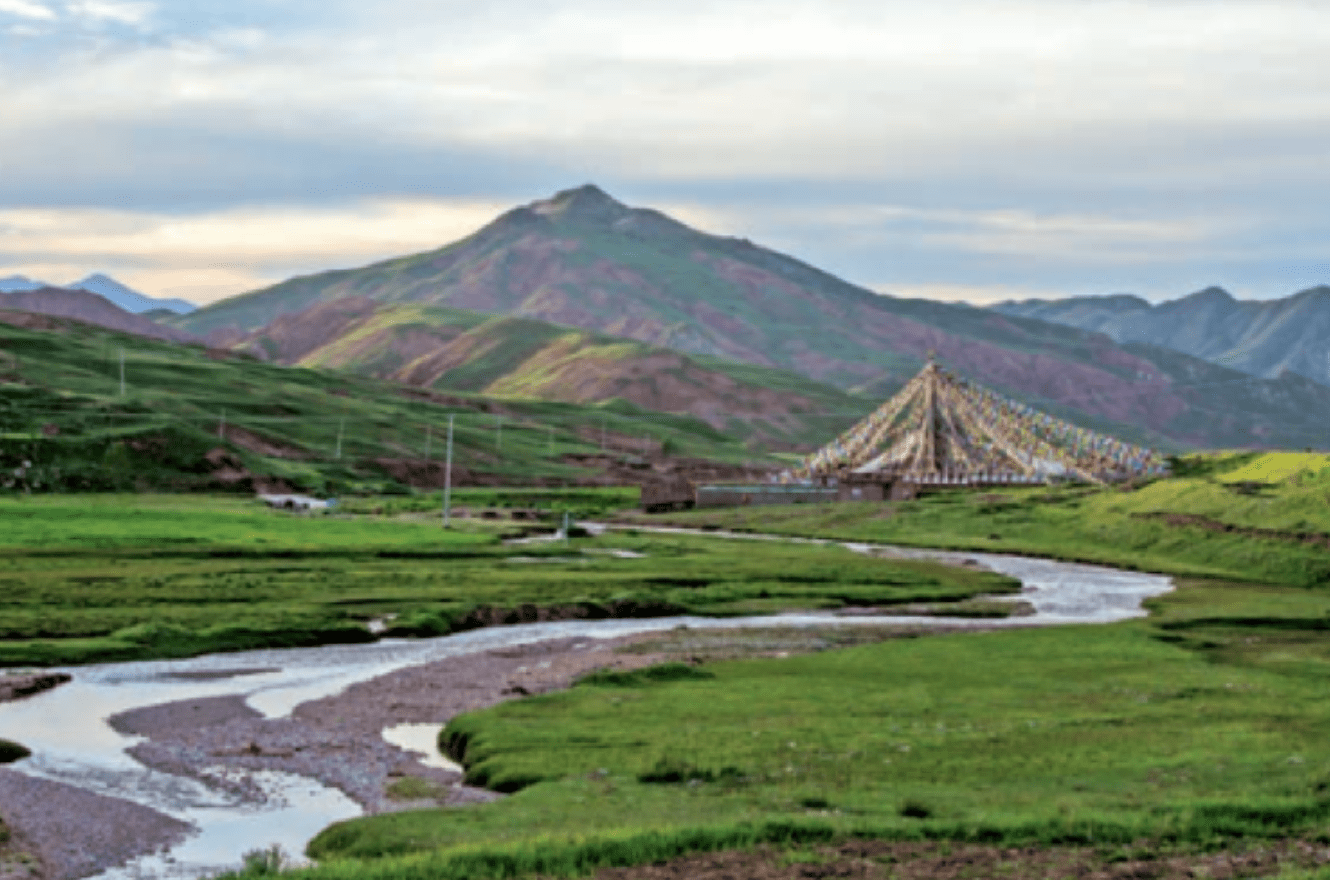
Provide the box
[226,297,872,449]
[0,311,771,494]
[177,185,1330,451]
[0,287,198,344]
[990,286,1330,386]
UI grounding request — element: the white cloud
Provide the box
[1,0,1328,301]
[65,0,152,25]
[0,198,509,303]
[875,283,1074,306]
[0,0,55,20]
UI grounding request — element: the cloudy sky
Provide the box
[1,0,1327,306]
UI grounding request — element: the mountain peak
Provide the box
[0,274,42,293]
[530,184,630,223]
[1184,285,1235,304]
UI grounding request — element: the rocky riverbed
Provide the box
[1,672,194,880]
[0,623,965,880]
[109,634,674,815]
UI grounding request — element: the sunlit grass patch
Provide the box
[0,496,1013,666]
[310,621,1330,871]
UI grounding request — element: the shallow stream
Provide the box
[0,532,1173,880]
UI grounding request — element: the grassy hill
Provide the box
[0,313,769,494]
[227,297,874,449]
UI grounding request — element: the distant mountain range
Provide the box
[0,287,198,344]
[989,286,1330,387]
[0,273,196,315]
[172,185,1330,451]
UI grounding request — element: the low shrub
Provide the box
[0,739,30,763]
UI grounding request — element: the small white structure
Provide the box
[259,494,335,511]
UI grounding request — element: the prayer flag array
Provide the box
[793,360,1165,485]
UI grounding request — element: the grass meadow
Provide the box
[298,579,1330,878]
[621,451,1330,588]
[6,452,1329,878]
[0,493,1013,666]
[267,452,1330,879]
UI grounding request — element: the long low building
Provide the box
[694,483,838,508]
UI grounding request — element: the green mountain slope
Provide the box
[228,297,873,449]
[0,312,766,494]
[178,185,1330,451]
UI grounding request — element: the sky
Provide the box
[1,0,1328,307]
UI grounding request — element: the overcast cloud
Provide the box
[1,0,1327,304]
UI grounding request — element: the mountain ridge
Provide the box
[991,285,1330,386]
[0,287,199,344]
[176,185,1330,451]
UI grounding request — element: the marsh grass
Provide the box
[0,495,1012,666]
[303,578,1330,878]
[385,777,452,802]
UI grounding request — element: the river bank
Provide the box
[0,535,1176,880]
[1,622,991,880]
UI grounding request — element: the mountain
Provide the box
[0,287,199,344]
[0,311,772,494]
[177,185,1330,451]
[71,273,198,315]
[0,275,44,293]
[227,297,872,448]
[991,286,1330,386]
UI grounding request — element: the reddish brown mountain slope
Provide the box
[179,186,1330,450]
[229,298,869,446]
[0,287,198,344]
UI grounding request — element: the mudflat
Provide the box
[108,634,673,814]
[0,771,191,880]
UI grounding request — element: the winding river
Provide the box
[0,532,1173,880]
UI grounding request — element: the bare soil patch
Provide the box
[0,675,70,704]
[589,838,1330,880]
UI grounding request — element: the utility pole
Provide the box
[335,417,345,460]
[495,414,503,451]
[442,414,454,528]
[119,348,125,396]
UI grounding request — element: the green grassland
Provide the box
[621,452,1330,588]
[256,451,1330,880]
[0,494,1014,667]
[0,318,762,495]
[300,579,1330,879]
[333,486,640,520]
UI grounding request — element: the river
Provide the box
[0,533,1173,880]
